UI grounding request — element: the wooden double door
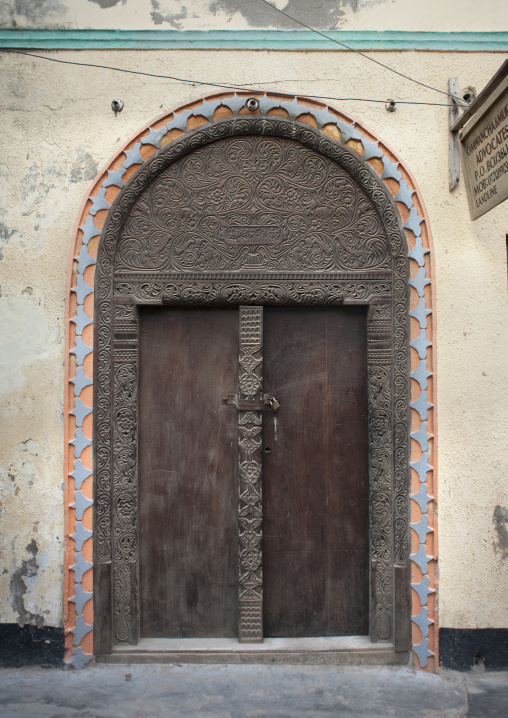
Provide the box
[138,304,369,641]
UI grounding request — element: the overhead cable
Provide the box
[257,0,453,99]
[3,51,456,106]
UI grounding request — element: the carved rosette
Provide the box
[112,303,138,644]
[238,306,264,642]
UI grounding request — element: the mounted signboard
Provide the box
[459,64,508,220]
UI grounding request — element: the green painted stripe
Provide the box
[0,29,508,51]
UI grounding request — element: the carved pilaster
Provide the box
[368,302,393,642]
[112,303,138,644]
[238,306,264,642]
[393,268,411,570]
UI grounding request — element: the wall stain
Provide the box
[10,539,44,627]
[493,505,508,559]
[151,0,188,28]
[13,0,66,24]
[88,0,124,8]
[69,149,98,185]
[0,222,15,261]
[208,0,372,30]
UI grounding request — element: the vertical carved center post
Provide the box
[238,306,264,642]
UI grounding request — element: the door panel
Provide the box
[262,307,369,637]
[138,305,369,640]
[138,307,238,638]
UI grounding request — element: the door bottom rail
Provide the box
[99,636,409,666]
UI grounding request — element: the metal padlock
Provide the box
[267,395,280,411]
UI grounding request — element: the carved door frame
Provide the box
[94,117,411,656]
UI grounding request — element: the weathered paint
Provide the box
[493,506,508,559]
[0,0,507,32]
[0,48,507,673]
[2,30,508,51]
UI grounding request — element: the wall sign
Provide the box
[460,72,508,220]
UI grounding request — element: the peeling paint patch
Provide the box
[69,149,98,184]
[209,0,366,30]
[13,0,67,24]
[10,539,44,627]
[151,0,188,28]
[88,0,124,7]
[0,164,16,261]
[493,505,508,558]
[16,439,42,456]
[0,222,16,261]
[0,145,99,260]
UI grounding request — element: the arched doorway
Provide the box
[64,94,437,670]
[94,116,410,661]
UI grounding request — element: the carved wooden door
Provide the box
[96,118,412,654]
[138,307,239,638]
[137,303,369,640]
[263,306,369,638]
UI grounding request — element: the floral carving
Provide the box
[116,136,389,274]
[237,307,264,641]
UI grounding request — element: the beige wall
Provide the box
[0,0,507,32]
[1,49,508,630]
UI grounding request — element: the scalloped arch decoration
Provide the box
[64,92,437,671]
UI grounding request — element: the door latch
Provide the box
[266,394,280,411]
[223,393,280,411]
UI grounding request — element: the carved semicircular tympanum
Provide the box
[115,135,391,274]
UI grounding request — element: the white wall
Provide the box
[0,48,507,630]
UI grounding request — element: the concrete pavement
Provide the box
[0,663,507,717]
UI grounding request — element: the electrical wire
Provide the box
[257,0,454,99]
[2,50,456,106]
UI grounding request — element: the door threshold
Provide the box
[99,636,408,666]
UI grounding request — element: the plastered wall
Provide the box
[0,0,507,32]
[1,49,508,638]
